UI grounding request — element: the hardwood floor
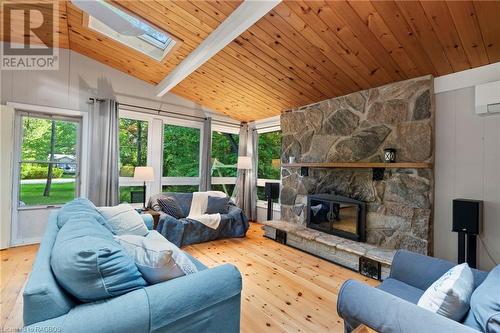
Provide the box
[1,244,39,331]
[0,223,377,332]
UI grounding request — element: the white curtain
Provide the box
[199,117,212,192]
[88,99,120,206]
[233,123,257,220]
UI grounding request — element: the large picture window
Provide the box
[161,123,201,193]
[257,130,281,202]
[119,117,149,203]
[119,118,148,177]
[211,131,239,196]
[163,124,200,177]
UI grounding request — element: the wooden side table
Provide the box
[143,209,161,230]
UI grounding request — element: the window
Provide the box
[162,185,199,193]
[257,130,281,202]
[85,1,176,61]
[211,131,239,196]
[162,124,201,193]
[18,115,80,206]
[119,118,148,177]
[163,124,200,177]
[119,117,149,203]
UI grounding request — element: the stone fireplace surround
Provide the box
[268,75,434,273]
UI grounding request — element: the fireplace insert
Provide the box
[307,194,366,242]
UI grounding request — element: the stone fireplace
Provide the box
[279,75,434,256]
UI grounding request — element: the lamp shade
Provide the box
[237,156,252,170]
[133,166,154,181]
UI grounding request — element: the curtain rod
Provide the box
[118,102,207,121]
[253,124,280,131]
[118,102,242,128]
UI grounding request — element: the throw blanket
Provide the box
[187,191,226,230]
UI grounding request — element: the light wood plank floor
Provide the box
[1,223,377,332]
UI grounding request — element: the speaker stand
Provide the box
[267,197,273,221]
[457,231,477,269]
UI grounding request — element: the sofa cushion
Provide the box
[157,197,185,219]
[206,196,230,215]
[463,265,500,332]
[98,203,149,236]
[115,230,198,284]
[51,216,147,302]
[378,278,425,304]
[57,198,111,232]
[417,263,474,321]
[148,193,193,217]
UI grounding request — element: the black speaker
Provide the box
[452,199,483,235]
[265,182,280,200]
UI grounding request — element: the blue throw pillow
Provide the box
[51,216,147,302]
[206,196,230,215]
[157,197,185,219]
[463,265,500,332]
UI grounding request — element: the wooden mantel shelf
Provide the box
[281,162,432,169]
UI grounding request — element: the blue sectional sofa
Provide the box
[23,201,242,333]
[148,192,249,247]
[337,250,499,333]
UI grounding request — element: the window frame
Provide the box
[16,112,82,209]
[211,124,240,196]
[118,110,154,205]
[83,2,178,62]
[161,117,203,192]
[256,126,282,210]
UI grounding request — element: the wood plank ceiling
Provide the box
[2,1,500,122]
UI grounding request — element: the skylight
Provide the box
[85,1,176,61]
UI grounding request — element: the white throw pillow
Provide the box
[115,230,198,284]
[417,263,475,321]
[98,203,148,236]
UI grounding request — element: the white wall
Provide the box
[0,106,15,249]
[434,85,500,271]
[0,47,220,117]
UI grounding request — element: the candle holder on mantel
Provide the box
[383,148,397,163]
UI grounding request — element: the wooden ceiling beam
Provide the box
[156,0,282,97]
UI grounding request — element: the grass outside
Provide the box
[20,182,75,206]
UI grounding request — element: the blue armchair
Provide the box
[337,250,490,333]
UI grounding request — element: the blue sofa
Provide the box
[23,206,242,333]
[148,192,249,247]
[337,250,497,333]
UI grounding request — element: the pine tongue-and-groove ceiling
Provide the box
[2,1,500,122]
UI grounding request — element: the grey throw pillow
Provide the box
[206,196,230,214]
[157,197,185,219]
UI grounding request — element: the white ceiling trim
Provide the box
[156,0,281,97]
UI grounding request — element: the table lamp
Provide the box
[133,166,154,210]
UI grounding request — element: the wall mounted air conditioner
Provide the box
[475,81,500,115]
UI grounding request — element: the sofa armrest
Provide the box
[24,264,242,333]
[146,263,242,332]
[337,280,479,333]
[390,250,455,290]
[24,288,150,333]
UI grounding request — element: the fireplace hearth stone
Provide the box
[261,220,395,279]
